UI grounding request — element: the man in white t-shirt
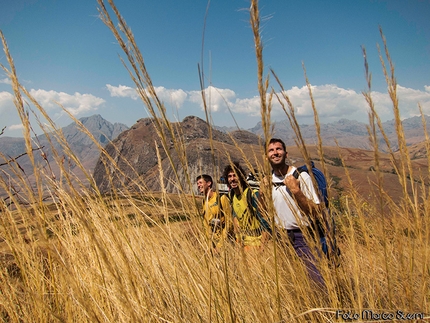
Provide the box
[263,138,325,288]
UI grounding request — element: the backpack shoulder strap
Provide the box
[246,187,272,233]
[223,191,232,203]
[216,193,222,215]
[228,189,234,200]
[246,188,255,212]
[299,161,329,208]
[219,193,232,211]
[296,163,309,174]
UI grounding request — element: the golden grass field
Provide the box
[0,0,429,322]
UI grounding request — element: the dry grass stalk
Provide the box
[0,1,429,322]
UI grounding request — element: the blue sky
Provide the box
[1,0,429,137]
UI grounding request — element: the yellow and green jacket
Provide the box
[231,188,267,247]
[202,192,232,249]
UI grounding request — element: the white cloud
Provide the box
[187,90,202,105]
[106,84,139,100]
[265,84,430,124]
[8,124,24,130]
[1,90,106,136]
[0,91,14,114]
[28,89,105,115]
[0,78,11,85]
[105,82,430,126]
[396,85,430,118]
[232,96,262,115]
[188,86,236,112]
[106,84,188,108]
[153,86,187,107]
[274,85,367,120]
[0,92,20,134]
[186,85,369,120]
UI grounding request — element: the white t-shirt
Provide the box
[271,166,320,230]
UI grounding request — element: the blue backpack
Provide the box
[296,161,329,208]
[297,161,341,264]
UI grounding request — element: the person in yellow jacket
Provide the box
[222,162,270,251]
[196,174,232,252]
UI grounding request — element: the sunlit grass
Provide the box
[0,0,429,322]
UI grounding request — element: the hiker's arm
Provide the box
[284,175,321,220]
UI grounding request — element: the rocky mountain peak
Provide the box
[93,116,260,194]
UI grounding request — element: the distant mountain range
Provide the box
[246,115,430,152]
[1,114,428,200]
[0,115,128,194]
[2,114,429,166]
[92,114,429,198]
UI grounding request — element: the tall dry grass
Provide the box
[0,0,429,322]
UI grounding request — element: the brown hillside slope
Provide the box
[93,116,262,193]
[93,115,428,205]
[287,145,429,206]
